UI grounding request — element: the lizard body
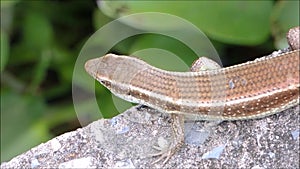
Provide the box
[85,26,300,164]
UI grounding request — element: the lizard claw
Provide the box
[149,146,175,165]
[147,114,185,165]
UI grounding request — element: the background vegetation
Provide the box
[1,0,299,162]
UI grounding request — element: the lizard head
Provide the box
[85,54,150,92]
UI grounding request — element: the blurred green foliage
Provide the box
[0,0,299,162]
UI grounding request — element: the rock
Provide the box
[1,105,299,168]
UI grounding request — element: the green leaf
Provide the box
[1,0,18,32]
[129,34,196,71]
[0,90,47,162]
[100,1,272,45]
[28,50,52,93]
[93,9,112,30]
[1,30,9,72]
[271,1,300,49]
[23,11,53,49]
[1,121,49,163]
[0,0,19,8]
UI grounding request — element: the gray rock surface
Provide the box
[1,104,299,168]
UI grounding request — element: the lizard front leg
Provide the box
[151,113,185,164]
[151,56,222,165]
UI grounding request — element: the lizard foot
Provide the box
[150,114,185,165]
[150,146,175,165]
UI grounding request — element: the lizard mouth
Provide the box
[99,79,112,89]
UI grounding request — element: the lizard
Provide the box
[84,26,300,164]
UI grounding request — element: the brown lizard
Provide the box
[85,26,300,164]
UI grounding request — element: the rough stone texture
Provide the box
[1,104,299,168]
